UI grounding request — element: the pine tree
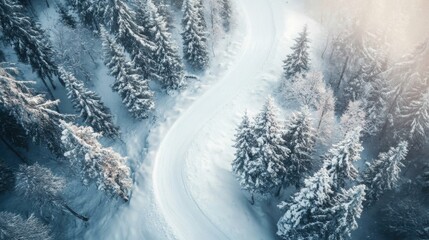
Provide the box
[15,163,89,221]
[107,0,157,78]
[0,212,52,240]
[363,72,389,136]
[219,0,232,31]
[398,77,429,146]
[0,64,65,155]
[194,0,207,29]
[60,120,132,201]
[101,27,155,120]
[277,168,334,240]
[0,0,59,90]
[249,98,290,196]
[327,185,366,240]
[141,0,185,91]
[59,68,119,137]
[363,141,408,204]
[283,25,311,80]
[182,0,210,71]
[282,107,316,188]
[340,100,366,136]
[379,41,429,141]
[231,111,257,202]
[323,128,363,192]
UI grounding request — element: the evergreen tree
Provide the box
[60,120,132,201]
[363,71,389,136]
[398,77,429,146]
[283,25,311,80]
[323,128,363,192]
[59,68,119,137]
[277,168,334,240]
[249,98,289,196]
[182,0,210,70]
[219,0,232,31]
[363,141,408,204]
[327,185,366,240]
[231,111,257,202]
[0,212,52,240]
[0,0,59,90]
[379,41,429,141]
[282,107,316,188]
[101,27,155,119]
[194,0,207,29]
[15,163,89,221]
[0,64,66,155]
[140,0,185,91]
[339,100,366,136]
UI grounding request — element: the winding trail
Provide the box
[152,0,286,239]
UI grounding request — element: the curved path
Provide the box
[152,0,286,239]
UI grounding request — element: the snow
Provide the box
[56,0,323,239]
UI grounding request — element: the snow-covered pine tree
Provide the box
[363,141,408,204]
[363,72,389,136]
[315,87,336,145]
[379,41,429,141]
[219,0,232,32]
[59,68,119,137]
[339,100,366,136]
[327,185,366,240]
[322,128,363,192]
[250,98,290,196]
[283,25,311,80]
[231,111,258,202]
[0,212,52,240]
[398,76,429,146]
[0,0,59,92]
[194,0,207,29]
[15,163,89,221]
[109,0,157,78]
[142,0,185,91]
[0,64,66,155]
[282,107,316,188]
[60,120,132,201]
[182,0,210,70]
[101,27,155,119]
[277,168,334,240]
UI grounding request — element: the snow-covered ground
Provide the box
[85,0,321,239]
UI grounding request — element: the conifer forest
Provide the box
[0,0,428,239]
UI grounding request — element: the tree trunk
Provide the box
[249,194,255,205]
[275,185,282,197]
[336,56,350,91]
[63,203,89,222]
[0,136,28,164]
[40,78,56,100]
